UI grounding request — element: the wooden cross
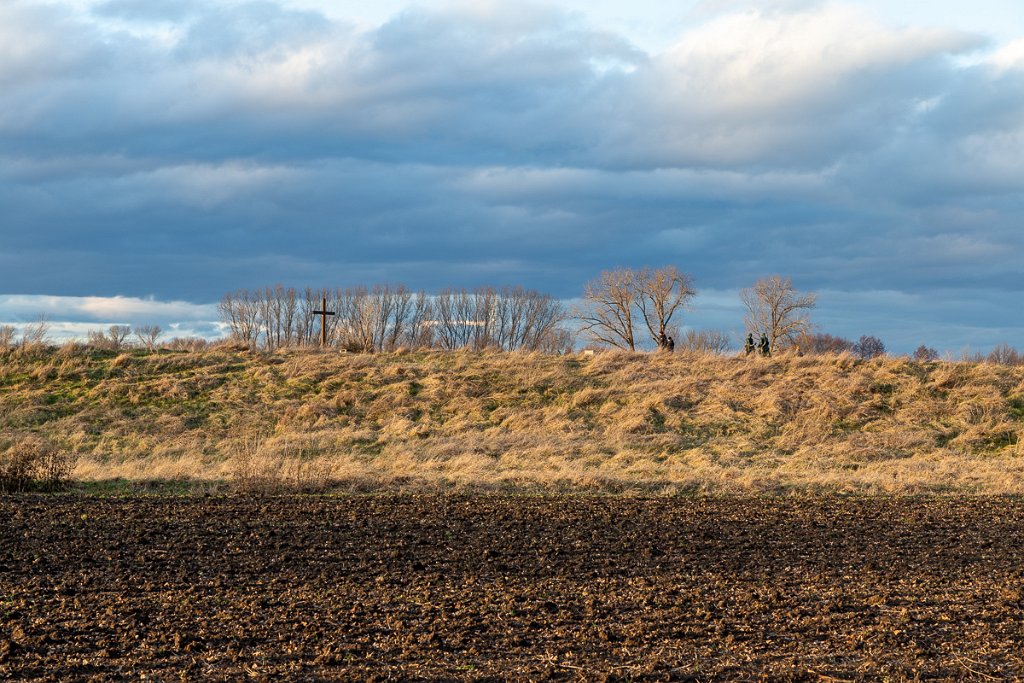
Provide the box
[312,296,335,348]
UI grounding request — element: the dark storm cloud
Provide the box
[0,0,1022,351]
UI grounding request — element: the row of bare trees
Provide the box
[218,285,570,353]
[86,325,164,351]
[9,269,1010,361]
[0,319,202,353]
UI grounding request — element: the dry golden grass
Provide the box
[3,344,1024,494]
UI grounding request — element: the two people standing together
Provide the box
[745,333,770,357]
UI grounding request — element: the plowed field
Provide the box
[2,496,1023,680]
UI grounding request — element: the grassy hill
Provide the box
[2,344,1024,494]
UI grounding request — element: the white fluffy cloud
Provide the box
[598,4,981,168]
[0,295,222,341]
[0,294,216,322]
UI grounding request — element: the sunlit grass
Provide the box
[2,343,1024,494]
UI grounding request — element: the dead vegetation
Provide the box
[0,435,76,493]
[2,344,1024,493]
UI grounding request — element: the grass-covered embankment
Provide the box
[2,344,1024,493]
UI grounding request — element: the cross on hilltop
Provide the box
[312,296,334,347]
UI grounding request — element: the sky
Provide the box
[1,0,1023,352]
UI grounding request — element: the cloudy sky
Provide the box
[1,0,1022,352]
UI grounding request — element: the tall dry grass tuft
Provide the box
[229,434,335,494]
[0,435,77,492]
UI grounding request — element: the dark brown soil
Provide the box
[2,496,1023,681]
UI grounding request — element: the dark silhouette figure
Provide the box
[667,336,675,353]
[659,331,668,350]
[744,333,755,356]
[759,333,770,357]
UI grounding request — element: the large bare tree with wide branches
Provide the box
[740,276,816,353]
[578,268,639,350]
[578,266,696,351]
[635,266,696,348]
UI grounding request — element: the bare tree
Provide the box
[959,348,984,363]
[541,327,577,355]
[853,335,886,360]
[578,268,639,350]
[405,291,434,348]
[987,343,1021,366]
[740,276,816,353]
[108,325,132,350]
[913,344,939,361]
[297,288,319,346]
[434,288,477,350]
[635,266,696,347]
[89,325,131,350]
[470,288,497,350]
[492,286,566,351]
[134,325,163,351]
[337,286,374,352]
[219,290,261,349]
[86,330,109,349]
[383,286,414,351]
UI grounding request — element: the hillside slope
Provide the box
[2,345,1024,493]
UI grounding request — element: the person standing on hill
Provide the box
[667,336,675,353]
[759,333,770,357]
[744,333,755,356]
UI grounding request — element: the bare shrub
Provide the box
[20,317,50,350]
[0,325,15,350]
[0,436,77,492]
[230,436,333,494]
[796,332,855,355]
[87,325,133,351]
[219,289,262,349]
[58,340,88,358]
[678,329,732,354]
[913,345,939,361]
[162,337,210,352]
[86,330,110,349]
